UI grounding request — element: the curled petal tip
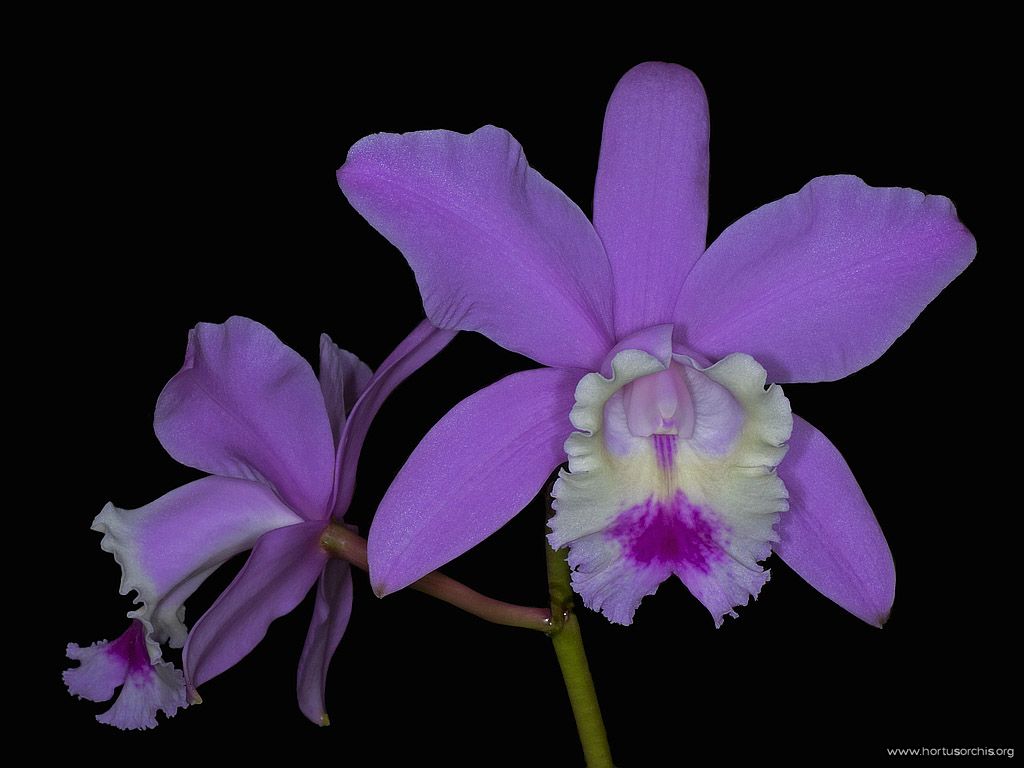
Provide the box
[616,61,705,93]
[319,713,331,727]
[371,578,390,599]
[187,685,203,705]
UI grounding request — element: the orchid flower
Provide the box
[338,62,975,628]
[65,316,453,728]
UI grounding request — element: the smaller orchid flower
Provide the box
[65,316,453,728]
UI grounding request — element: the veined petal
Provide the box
[319,333,372,446]
[675,175,976,383]
[775,415,895,627]
[185,521,328,691]
[368,367,580,595]
[551,349,792,626]
[296,559,354,726]
[155,316,336,517]
[594,62,710,339]
[93,476,303,659]
[331,320,456,519]
[338,126,615,369]
[64,621,186,730]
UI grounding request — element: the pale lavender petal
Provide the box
[64,621,186,730]
[184,521,328,690]
[775,415,895,627]
[331,320,456,519]
[594,62,710,339]
[93,476,303,654]
[319,333,373,445]
[675,175,976,383]
[338,126,614,369]
[155,316,335,517]
[296,559,354,725]
[368,367,580,595]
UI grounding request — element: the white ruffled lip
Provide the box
[93,502,169,663]
[550,346,794,626]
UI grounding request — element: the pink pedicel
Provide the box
[607,491,724,572]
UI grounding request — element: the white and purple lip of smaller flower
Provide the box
[338,63,976,627]
[64,316,454,728]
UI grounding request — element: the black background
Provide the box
[47,27,1011,765]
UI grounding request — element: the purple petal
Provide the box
[184,521,328,690]
[296,559,354,725]
[594,62,710,339]
[338,126,614,369]
[93,476,303,654]
[331,320,456,519]
[775,415,895,627]
[368,367,580,595]
[319,333,372,445]
[675,175,976,383]
[155,316,336,517]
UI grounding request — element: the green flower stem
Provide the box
[546,528,614,767]
[320,521,552,632]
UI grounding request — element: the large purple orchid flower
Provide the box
[338,63,975,628]
[65,316,453,728]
